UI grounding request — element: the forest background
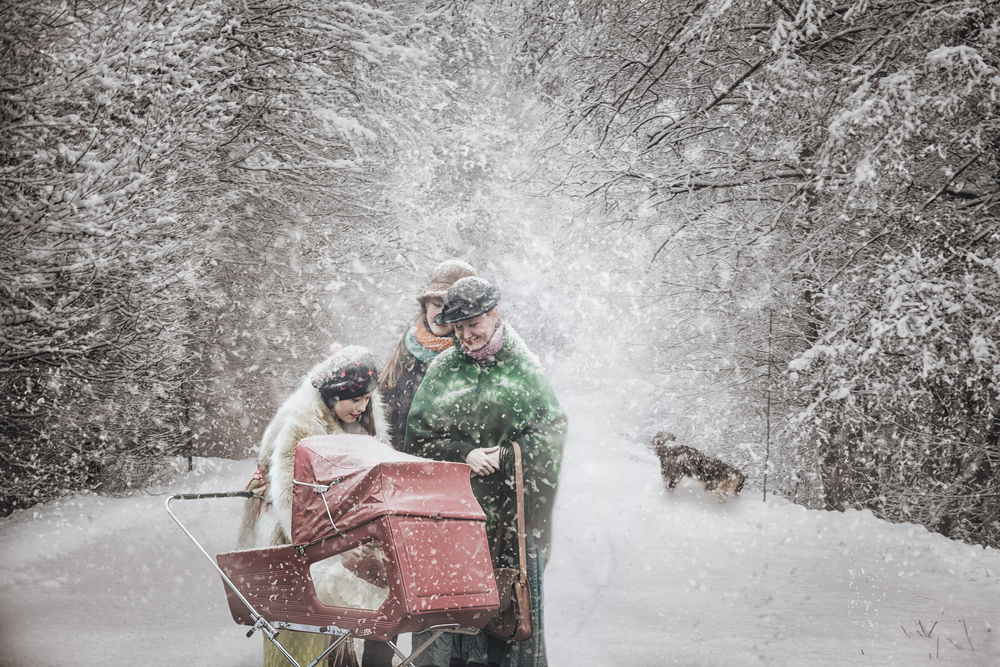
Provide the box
[2,0,998,550]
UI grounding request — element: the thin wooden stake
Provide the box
[900,625,911,638]
[964,619,974,652]
[763,308,773,502]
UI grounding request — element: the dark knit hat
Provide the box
[434,276,501,325]
[310,345,379,401]
[417,259,477,303]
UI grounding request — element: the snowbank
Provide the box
[1,395,998,666]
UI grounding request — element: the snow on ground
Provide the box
[1,386,998,666]
[546,385,999,666]
[0,457,263,667]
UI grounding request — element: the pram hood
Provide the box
[291,434,486,546]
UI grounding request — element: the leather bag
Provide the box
[484,442,534,642]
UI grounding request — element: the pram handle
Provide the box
[171,490,257,500]
[170,491,256,500]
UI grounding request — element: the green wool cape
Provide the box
[403,324,567,553]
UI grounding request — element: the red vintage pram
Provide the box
[166,435,500,667]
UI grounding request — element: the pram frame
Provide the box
[165,491,461,667]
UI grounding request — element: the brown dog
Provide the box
[651,431,746,501]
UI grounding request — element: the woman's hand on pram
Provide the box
[466,446,500,477]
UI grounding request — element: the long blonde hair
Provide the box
[380,310,422,391]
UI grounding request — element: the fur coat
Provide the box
[237,358,390,550]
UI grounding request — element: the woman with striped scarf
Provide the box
[362,259,476,667]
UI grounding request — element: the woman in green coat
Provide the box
[405,277,567,667]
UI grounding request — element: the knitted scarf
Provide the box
[405,317,453,363]
[462,320,505,365]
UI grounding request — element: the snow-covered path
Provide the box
[546,387,999,666]
[0,457,262,666]
[1,386,998,666]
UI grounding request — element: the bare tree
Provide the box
[0,0,437,513]
[521,0,1000,545]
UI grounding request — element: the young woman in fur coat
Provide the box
[237,344,389,667]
